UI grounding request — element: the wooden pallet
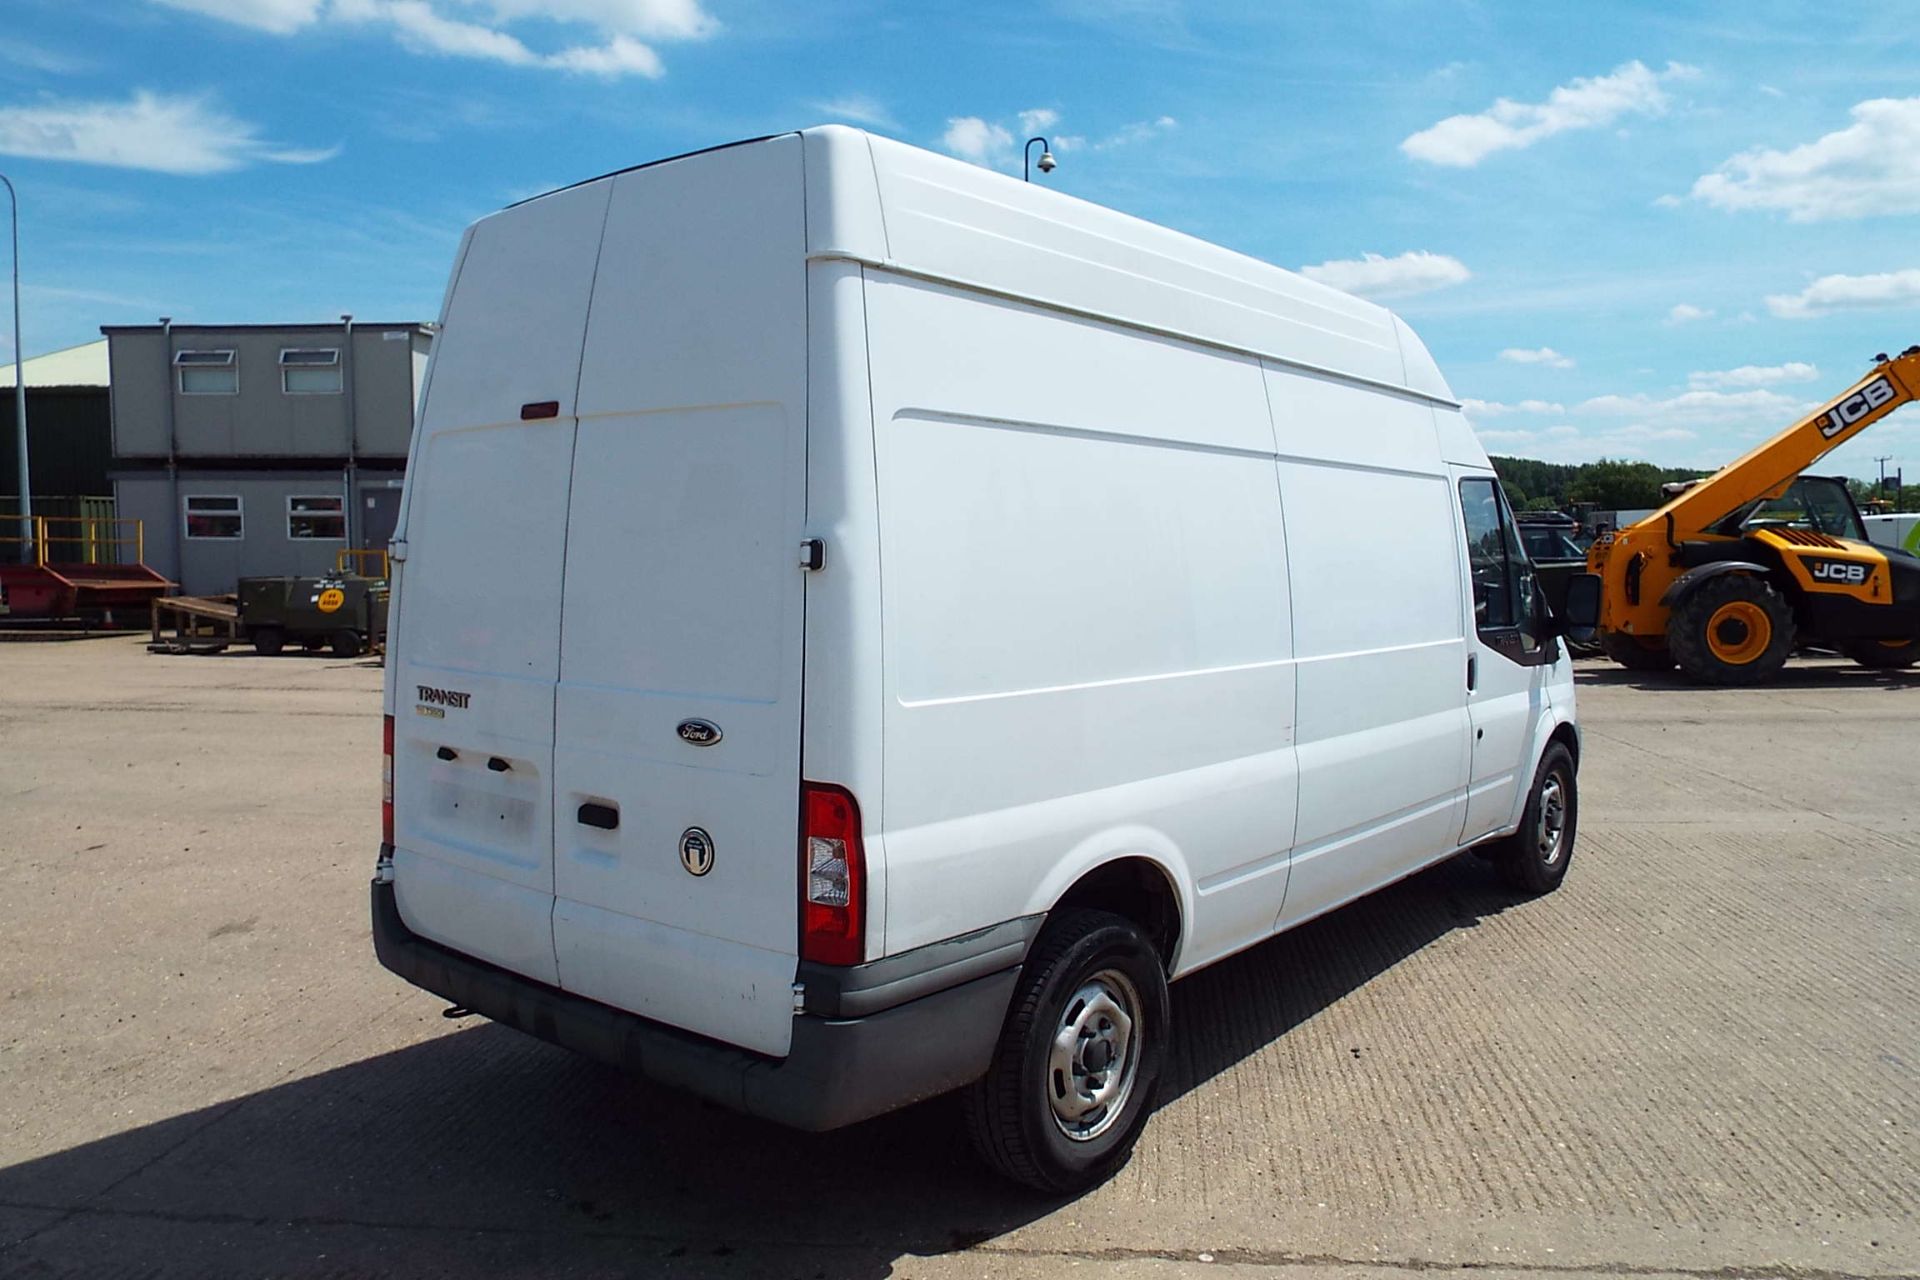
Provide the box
[148,595,241,654]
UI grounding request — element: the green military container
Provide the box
[237,572,389,657]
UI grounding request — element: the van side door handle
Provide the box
[577,802,619,831]
[1466,654,1477,692]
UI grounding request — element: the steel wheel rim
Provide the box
[1046,968,1143,1142]
[1536,772,1568,866]
[1706,600,1770,665]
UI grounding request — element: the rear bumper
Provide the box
[370,879,1020,1131]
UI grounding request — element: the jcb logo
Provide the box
[1809,560,1868,585]
[1817,376,1896,438]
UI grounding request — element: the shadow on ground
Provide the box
[1573,657,1920,692]
[0,857,1526,1278]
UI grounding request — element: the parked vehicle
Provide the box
[371,128,1594,1192]
[1589,350,1920,683]
[237,551,389,657]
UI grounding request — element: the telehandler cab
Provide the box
[1589,347,1920,684]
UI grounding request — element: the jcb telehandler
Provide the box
[1589,346,1920,684]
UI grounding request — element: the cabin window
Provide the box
[184,495,243,540]
[280,348,342,395]
[175,349,237,395]
[287,494,346,540]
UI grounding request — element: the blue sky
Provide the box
[2,0,1917,478]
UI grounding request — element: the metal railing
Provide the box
[335,547,390,579]
[0,513,146,568]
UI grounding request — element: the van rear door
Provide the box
[549,138,809,1058]
[388,181,612,984]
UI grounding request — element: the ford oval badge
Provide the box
[676,719,722,747]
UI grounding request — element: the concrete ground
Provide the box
[0,637,1914,1280]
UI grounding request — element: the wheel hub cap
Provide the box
[1536,774,1567,865]
[1706,600,1771,665]
[1047,970,1142,1143]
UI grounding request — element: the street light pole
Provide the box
[1023,136,1057,182]
[0,173,28,563]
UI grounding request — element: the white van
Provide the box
[373,127,1590,1192]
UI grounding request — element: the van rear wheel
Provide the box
[251,627,284,656]
[964,908,1168,1194]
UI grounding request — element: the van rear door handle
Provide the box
[1466,654,1478,691]
[577,802,619,831]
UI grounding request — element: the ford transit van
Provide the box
[372,127,1588,1192]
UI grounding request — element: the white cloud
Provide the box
[1017,108,1059,136]
[151,0,323,33]
[0,38,94,74]
[1462,398,1566,417]
[1686,362,1818,390]
[1499,346,1574,369]
[1402,60,1697,168]
[813,95,898,131]
[1473,421,1697,462]
[1298,250,1470,300]
[1666,303,1712,325]
[0,91,337,175]
[471,0,717,40]
[941,109,1174,170]
[1096,115,1177,149]
[1766,269,1920,319]
[151,0,710,77]
[941,116,1015,166]
[1690,97,1920,221]
[1577,387,1809,424]
[543,33,662,76]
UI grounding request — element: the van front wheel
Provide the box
[1491,742,1578,895]
[964,908,1169,1194]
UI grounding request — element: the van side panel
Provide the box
[1265,365,1470,930]
[865,273,1298,969]
[549,138,808,1058]
[388,179,613,984]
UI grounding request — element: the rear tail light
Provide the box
[381,714,394,845]
[801,783,865,966]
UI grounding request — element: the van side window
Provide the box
[1460,478,1518,629]
[1459,477,1544,658]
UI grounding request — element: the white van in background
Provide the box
[372,127,1592,1193]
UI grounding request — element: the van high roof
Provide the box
[505,126,1458,410]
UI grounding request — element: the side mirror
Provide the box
[1557,573,1601,643]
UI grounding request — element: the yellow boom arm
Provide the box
[1643,346,1920,541]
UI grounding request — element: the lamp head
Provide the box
[1037,150,1057,174]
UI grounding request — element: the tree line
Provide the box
[1492,456,1920,514]
[1490,457,1711,512]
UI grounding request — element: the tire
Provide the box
[330,629,364,659]
[1667,574,1795,685]
[1840,636,1920,670]
[1490,742,1578,895]
[1599,629,1673,672]
[965,908,1170,1194]
[251,627,285,656]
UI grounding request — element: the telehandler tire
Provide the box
[1599,630,1673,672]
[1840,636,1920,670]
[1667,574,1794,685]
